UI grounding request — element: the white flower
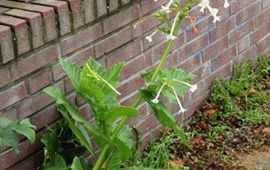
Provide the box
[166,34,177,40]
[199,0,221,23]
[172,79,198,93]
[161,0,174,13]
[224,0,230,8]
[151,98,159,104]
[146,36,153,43]
[172,86,186,114]
[145,30,158,43]
[151,83,166,104]
[189,84,198,93]
[167,12,180,41]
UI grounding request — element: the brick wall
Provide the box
[0,0,269,169]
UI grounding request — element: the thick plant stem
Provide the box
[92,7,188,169]
[92,40,175,170]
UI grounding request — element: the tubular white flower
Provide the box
[145,30,158,43]
[151,82,166,104]
[172,79,198,93]
[167,12,180,40]
[199,0,221,23]
[172,86,186,114]
[224,0,230,8]
[161,0,174,13]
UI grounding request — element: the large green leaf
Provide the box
[71,157,84,170]
[140,90,190,147]
[43,87,84,122]
[106,106,139,124]
[0,118,36,152]
[57,106,95,157]
[59,58,81,91]
[12,118,36,144]
[0,127,18,151]
[43,153,67,170]
[143,68,193,103]
[84,121,114,147]
[81,58,124,95]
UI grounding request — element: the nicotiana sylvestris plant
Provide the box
[44,0,229,169]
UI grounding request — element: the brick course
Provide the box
[0,0,269,169]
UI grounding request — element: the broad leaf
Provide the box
[71,157,83,170]
[140,90,190,147]
[43,153,67,170]
[0,127,18,151]
[12,118,36,144]
[59,58,81,91]
[0,118,36,151]
[43,87,85,122]
[106,106,139,124]
[57,106,95,156]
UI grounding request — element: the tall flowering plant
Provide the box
[44,0,229,169]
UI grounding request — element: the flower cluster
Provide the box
[151,79,198,115]
[146,0,230,42]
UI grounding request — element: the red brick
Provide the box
[0,0,57,42]
[230,0,254,14]
[127,103,148,125]
[82,0,95,23]
[229,19,254,45]
[137,114,159,136]
[0,67,9,88]
[179,54,201,72]
[143,30,166,50]
[64,0,84,29]
[96,0,107,17]
[211,46,237,71]
[209,18,235,42]
[118,76,145,98]
[5,9,44,49]
[181,33,209,60]
[205,63,232,87]
[250,22,270,45]
[18,91,54,118]
[27,69,53,94]
[256,34,270,52]
[121,0,130,5]
[187,17,213,42]
[0,25,14,63]
[203,36,229,62]
[134,14,161,37]
[33,0,71,35]
[140,0,166,15]
[121,52,152,80]
[103,4,141,33]
[11,45,58,80]
[107,39,142,66]
[0,133,42,170]
[7,151,43,170]
[109,0,119,12]
[263,0,270,8]
[0,82,27,110]
[236,2,260,25]
[233,45,258,64]
[30,105,59,130]
[0,15,30,56]
[60,23,102,55]
[238,36,250,53]
[95,26,133,57]
[53,45,94,81]
[255,7,270,26]
[0,108,18,121]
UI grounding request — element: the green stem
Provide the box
[92,8,187,170]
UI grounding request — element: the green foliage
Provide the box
[0,118,36,152]
[42,121,85,168]
[129,132,189,170]
[44,58,139,169]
